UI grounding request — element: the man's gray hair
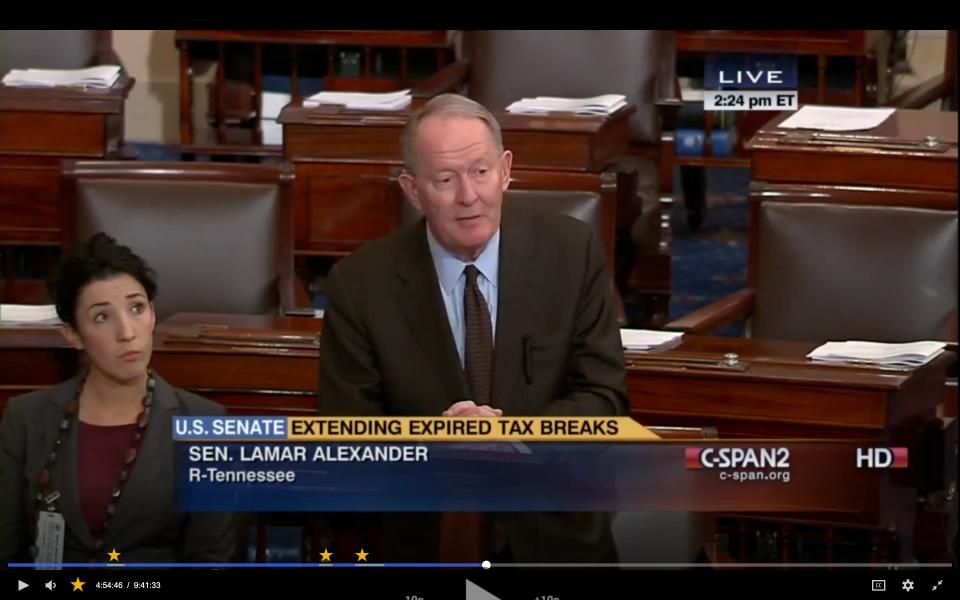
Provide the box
[402,93,504,174]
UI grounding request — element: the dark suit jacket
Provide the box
[0,372,236,563]
[319,204,628,561]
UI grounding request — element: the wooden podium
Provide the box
[0,75,134,303]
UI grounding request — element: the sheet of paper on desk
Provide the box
[303,89,411,111]
[2,65,120,89]
[620,329,683,351]
[778,105,896,131]
[0,304,61,325]
[807,340,946,367]
[506,94,627,115]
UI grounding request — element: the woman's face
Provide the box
[62,274,155,384]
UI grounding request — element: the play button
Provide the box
[18,580,29,591]
[466,579,500,600]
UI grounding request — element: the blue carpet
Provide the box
[669,168,749,336]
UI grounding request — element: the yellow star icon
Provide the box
[71,577,85,591]
[319,548,332,562]
[107,548,121,562]
[355,548,369,562]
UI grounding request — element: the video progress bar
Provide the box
[10,561,953,569]
[8,562,483,568]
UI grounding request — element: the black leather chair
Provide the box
[668,182,958,343]
[61,161,297,321]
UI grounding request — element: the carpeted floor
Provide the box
[668,167,749,335]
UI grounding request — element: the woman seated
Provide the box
[0,233,235,563]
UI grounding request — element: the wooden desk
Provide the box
[625,335,951,439]
[747,108,959,192]
[175,30,454,158]
[0,313,321,416]
[0,76,134,303]
[3,315,949,440]
[2,314,951,561]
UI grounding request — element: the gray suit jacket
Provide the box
[0,372,235,563]
[319,205,628,561]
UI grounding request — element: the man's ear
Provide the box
[500,150,513,191]
[398,170,423,212]
[60,324,84,351]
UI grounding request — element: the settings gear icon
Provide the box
[902,579,915,592]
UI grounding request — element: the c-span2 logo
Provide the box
[856,447,908,469]
[685,447,790,469]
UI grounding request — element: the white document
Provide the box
[0,304,61,325]
[303,89,411,111]
[807,340,946,367]
[506,94,627,115]
[620,329,683,351]
[778,105,895,132]
[2,65,120,89]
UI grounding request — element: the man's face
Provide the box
[399,114,512,261]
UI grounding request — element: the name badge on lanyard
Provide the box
[36,492,65,569]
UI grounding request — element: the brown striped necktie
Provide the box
[440,266,493,563]
[463,265,493,405]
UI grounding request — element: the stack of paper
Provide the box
[303,89,411,111]
[505,94,627,116]
[1,65,121,89]
[0,304,61,326]
[807,340,946,367]
[620,329,683,352]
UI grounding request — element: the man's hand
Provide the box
[442,400,503,417]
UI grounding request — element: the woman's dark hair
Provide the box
[52,233,158,326]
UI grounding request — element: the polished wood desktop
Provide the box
[3,313,949,439]
[626,335,951,439]
[747,108,958,193]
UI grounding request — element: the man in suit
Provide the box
[318,93,627,562]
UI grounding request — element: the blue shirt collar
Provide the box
[425,225,500,295]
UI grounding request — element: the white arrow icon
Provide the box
[18,580,29,591]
